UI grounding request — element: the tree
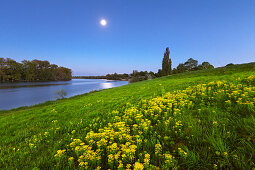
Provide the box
[31,60,51,81]
[149,71,155,77]
[122,73,129,79]
[172,68,177,74]
[183,58,198,71]
[5,58,22,81]
[196,62,214,70]
[162,47,172,76]
[155,69,163,77]
[0,58,7,82]
[50,64,58,80]
[22,60,36,81]
[176,63,186,73]
[201,62,214,69]
[131,70,139,77]
[169,57,172,75]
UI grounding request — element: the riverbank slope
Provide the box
[0,62,254,169]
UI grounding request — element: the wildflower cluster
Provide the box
[53,75,255,169]
[26,119,61,150]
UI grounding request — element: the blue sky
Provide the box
[0,0,254,75]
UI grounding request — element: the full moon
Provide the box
[100,19,107,26]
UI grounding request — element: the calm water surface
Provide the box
[0,79,128,110]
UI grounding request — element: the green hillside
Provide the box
[0,62,255,169]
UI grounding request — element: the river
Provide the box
[0,79,128,110]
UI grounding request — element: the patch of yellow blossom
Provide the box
[54,149,66,158]
[52,75,255,169]
[134,162,144,170]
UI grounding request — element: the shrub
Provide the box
[55,89,67,99]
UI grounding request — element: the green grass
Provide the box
[0,62,254,169]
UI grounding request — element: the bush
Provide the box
[55,89,67,99]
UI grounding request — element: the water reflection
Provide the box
[100,82,114,89]
[0,79,128,110]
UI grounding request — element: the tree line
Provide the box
[127,47,215,82]
[79,47,215,83]
[73,76,107,79]
[0,58,72,82]
[103,47,214,82]
[157,47,214,77]
[73,74,130,81]
[105,71,155,82]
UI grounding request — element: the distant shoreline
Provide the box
[72,76,128,81]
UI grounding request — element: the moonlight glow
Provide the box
[100,19,107,26]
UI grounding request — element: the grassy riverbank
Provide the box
[0,63,255,169]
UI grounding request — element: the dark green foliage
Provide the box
[175,58,214,74]
[172,68,178,74]
[0,58,72,82]
[196,61,214,70]
[184,58,198,70]
[104,70,156,83]
[129,70,156,83]
[176,63,186,73]
[0,58,22,82]
[106,72,129,80]
[162,47,172,76]
[73,75,107,79]
[201,61,214,69]
[156,69,163,77]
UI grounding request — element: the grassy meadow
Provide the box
[0,63,255,169]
